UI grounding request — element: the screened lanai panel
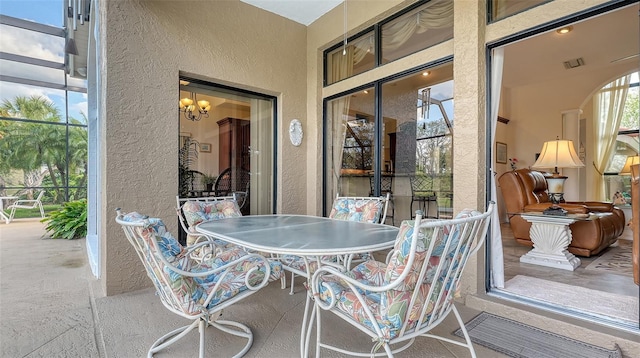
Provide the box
[0,119,84,203]
[381,0,453,64]
[0,24,64,61]
[66,125,88,201]
[0,82,67,122]
[0,59,65,85]
[67,91,88,124]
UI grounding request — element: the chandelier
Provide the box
[178,92,210,121]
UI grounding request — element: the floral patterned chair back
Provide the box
[310,203,494,357]
[176,195,241,246]
[328,193,390,224]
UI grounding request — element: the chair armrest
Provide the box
[523,203,588,214]
[8,199,36,207]
[566,201,613,212]
[312,264,396,296]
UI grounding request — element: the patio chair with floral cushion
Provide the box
[115,209,282,358]
[309,203,494,358]
[280,193,390,295]
[176,194,241,248]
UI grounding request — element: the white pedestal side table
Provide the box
[519,213,585,271]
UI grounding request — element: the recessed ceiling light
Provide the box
[363,90,369,94]
[556,26,573,34]
[422,71,430,76]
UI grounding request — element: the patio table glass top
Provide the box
[196,214,399,256]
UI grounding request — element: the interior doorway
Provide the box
[488,3,639,331]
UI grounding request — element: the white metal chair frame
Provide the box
[309,203,494,358]
[282,193,390,295]
[7,190,45,222]
[116,208,273,358]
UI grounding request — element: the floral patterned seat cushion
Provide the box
[315,209,482,340]
[329,198,384,224]
[121,212,282,314]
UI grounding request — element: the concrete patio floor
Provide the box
[0,220,508,357]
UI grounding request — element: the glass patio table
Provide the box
[196,214,399,358]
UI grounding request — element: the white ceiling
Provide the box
[240,0,343,25]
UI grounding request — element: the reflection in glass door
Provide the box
[325,86,376,211]
[325,62,454,224]
[380,64,453,223]
[178,77,275,218]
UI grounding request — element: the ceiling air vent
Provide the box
[563,58,585,69]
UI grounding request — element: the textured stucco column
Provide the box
[453,0,487,296]
[99,0,308,296]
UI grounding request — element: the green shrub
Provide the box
[41,199,87,240]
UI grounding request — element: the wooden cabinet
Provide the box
[216,117,250,171]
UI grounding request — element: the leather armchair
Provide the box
[498,168,625,257]
[631,164,639,285]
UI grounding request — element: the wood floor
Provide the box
[500,223,638,298]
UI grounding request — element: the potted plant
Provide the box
[203,174,217,192]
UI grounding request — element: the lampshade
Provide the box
[619,155,639,175]
[531,139,585,174]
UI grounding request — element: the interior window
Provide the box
[325,31,375,85]
[381,0,453,64]
[489,0,550,22]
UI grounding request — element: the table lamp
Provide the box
[531,138,585,215]
[619,155,639,175]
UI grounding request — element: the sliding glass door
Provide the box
[178,77,276,216]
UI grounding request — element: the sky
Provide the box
[0,0,88,122]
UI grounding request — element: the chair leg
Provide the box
[198,318,206,358]
[8,207,16,222]
[38,203,45,218]
[147,315,253,358]
[289,272,296,295]
[452,305,477,358]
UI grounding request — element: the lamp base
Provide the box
[543,205,568,216]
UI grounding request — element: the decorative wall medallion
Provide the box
[289,119,303,146]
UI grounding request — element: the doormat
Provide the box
[453,312,622,358]
[585,239,633,277]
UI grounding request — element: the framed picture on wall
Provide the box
[496,142,507,164]
[200,143,212,153]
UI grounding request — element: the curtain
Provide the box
[350,0,453,68]
[250,98,273,215]
[381,0,453,53]
[490,47,505,288]
[593,75,631,201]
[329,47,354,198]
